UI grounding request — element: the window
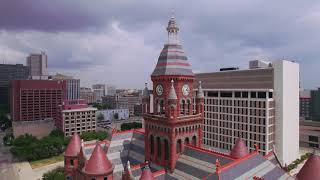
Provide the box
[235,92,241,98]
[258,92,266,98]
[70,159,74,166]
[220,92,232,98]
[269,92,273,98]
[309,136,318,142]
[208,91,218,97]
[242,91,248,98]
[251,92,257,98]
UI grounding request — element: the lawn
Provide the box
[29,154,64,169]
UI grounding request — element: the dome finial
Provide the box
[197,81,204,99]
[168,79,177,100]
[167,13,179,44]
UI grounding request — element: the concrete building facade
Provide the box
[80,87,95,104]
[97,109,129,122]
[26,52,49,80]
[0,64,29,105]
[195,60,299,166]
[10,80,66,122]
[52,73,80,100]
[300,120,320,148]
[57,99,97,137]
[117,93,141,116]
[300,90,311,120]
[92,84,105,103]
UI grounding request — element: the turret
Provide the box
[64,133,81,178]
[196,81,204,115]
[122,161,134,180]
[82,142,113,179]
[167,80,178,119]
[139,164,155,180]
[142,83,150,114]
[296,152,320,180]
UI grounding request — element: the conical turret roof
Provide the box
[139,164,155,180]
[151,16,194,77]
[296,153,320,180]
[230,138,249,159]
[197,81,204,99]
[64,133,81,157]
[142,83,150,99]
[168,80,177,100]
[84,143,113,175]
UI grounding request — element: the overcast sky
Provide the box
[0,1,319,89]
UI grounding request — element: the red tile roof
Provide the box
[230,138,249,159]
[64,133,81,157]
[84,143,113,175]
[297,154,320,180]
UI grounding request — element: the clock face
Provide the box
[156,84,164,96]
[182,84,190,96]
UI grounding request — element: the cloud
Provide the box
[0,1,319,88]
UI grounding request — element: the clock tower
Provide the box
[142,15,204,172]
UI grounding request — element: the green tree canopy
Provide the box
[42,166,65,180]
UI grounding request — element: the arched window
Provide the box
[164,139,169,160]
[150,135,154,154]
[192,136,197,146]
[159,99,165,115]
[186,99,191,115]
[180,99,186,115]
[185,137,190,145]
[157,137,161,158]
[176,139,182,153]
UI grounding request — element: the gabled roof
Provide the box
[296,154,320,180]
[230,138,249,159]
[83,143,113,175]
[64,133,81,157]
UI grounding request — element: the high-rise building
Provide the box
[195,60,299,165]
[117,92,141,116]
[102,95,117,109]
[52,73,80,100]
[0,64,29,105]
[310,88,320,122]
[10,79,66,137]
[57,99,97,137]
[92,84,105,103]
[26,52,49,80]
[80,87,95,104]
[106,85,116,96]
[300,90,311,120]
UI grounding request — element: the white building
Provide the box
[97,109,129,121]
[195,60,299,166]
[52,73,80,100]
[26,52,49,80]
[92,84,105,103]
[106,85,116,96]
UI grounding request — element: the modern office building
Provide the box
[80,87,95,104]
[0,64,29,105]
[117,92,141,116]
[310,88,320,122]
[26,52,49,80]
[10,79,66,137]
[92,84,105,103]
[57,99,97,137]
[52,73,80,100]
[195,59,299,166]
[300,120,320,148]
[102,95,117,109]
[106,84,116,96]
[134,103,143,116]
[300,90,311,120]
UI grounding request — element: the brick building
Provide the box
[57,99,97,137]
[10,79,66,137]
[63,15,297,180]
[80,87,95,104]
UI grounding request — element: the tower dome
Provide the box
[296,153,320,180]
[151,16,194,77]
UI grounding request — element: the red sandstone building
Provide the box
[57,99,97,137]
[10,79,66,137]
[62,16,315,180]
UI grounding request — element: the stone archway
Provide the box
[185,137,190,145]
[176,139,182,153]
[150,135,154,155]
[164,139,169,160]
[192,136,197,146]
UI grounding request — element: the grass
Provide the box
[29,154,64,169]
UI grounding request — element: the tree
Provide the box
[121,122,142,131]
[80,131,108,141]
[42,166,65,180]
[49,129,64,138]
